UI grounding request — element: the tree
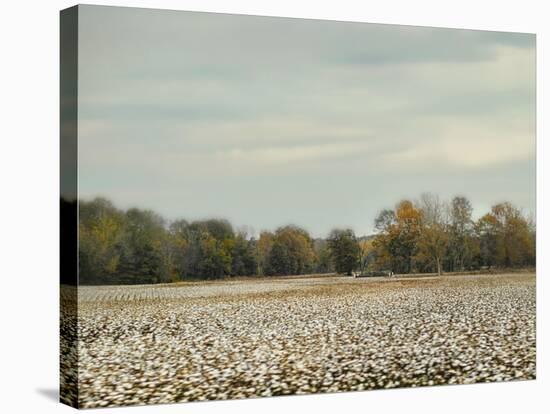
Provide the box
[416,193,449,275]
[168,219,190,281]
[358,238,375,275]
[373,200,422,274]
[266,241,292,275]
[265,226,315,276]
[170,219,236,280]
[313,238,333,273]
[448,196,475,271]
[327,229,360,275]
[491,202,535,267]
[231,232,258,276]
[257,231,274,276]
[117,208,172,284]
[473,202,534,269]
[475,213,499,269]
[78,198,125,284]
[188,219,234,241]
[195,231,232,279]
[374,209,396,233]
[526,214,536,266]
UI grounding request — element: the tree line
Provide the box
[71,194,535,285]
[370,194,535,275]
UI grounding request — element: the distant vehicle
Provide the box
[354,270,394,278]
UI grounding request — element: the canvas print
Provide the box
[60,5,536,409]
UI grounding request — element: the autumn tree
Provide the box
[180,219,235,279]
[78,198,125,284]
[372,209,396,271]
[373,200,422,274]
[257,231,274,276]
[527,214,536,265]
[168,219,191,281]
[265,226,315,276]
[358,238,375,275]
[491,202,535,267]
[415,193,449,275]
[194,231,232,278]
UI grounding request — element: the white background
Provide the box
[0,0,547,412]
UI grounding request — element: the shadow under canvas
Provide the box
[36,388,59,403]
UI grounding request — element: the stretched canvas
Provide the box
[60,4,536,409]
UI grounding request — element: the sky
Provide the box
[77,5,536,237]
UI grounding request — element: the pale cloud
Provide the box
[216,141,371,166]
[387,129,534,169]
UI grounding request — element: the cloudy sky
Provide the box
[77,5,536,237]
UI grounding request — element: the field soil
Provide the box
[68,273,536,408]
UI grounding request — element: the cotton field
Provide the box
[66,273,536,408]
